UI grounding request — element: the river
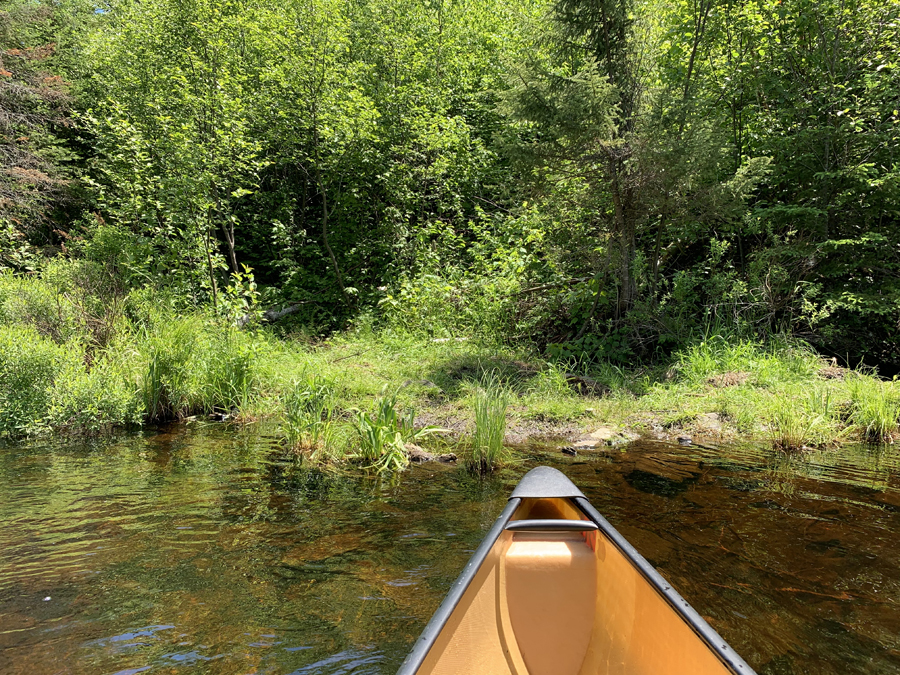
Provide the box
[1,424,899,674]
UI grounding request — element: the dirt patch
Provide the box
[414,406,471,436]
[706,371,751,388]
[414,405,583,445]
[818,366,848,380]
[504,418,583,444]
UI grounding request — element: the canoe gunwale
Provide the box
[572,496,756,675]
[396,497,522,675]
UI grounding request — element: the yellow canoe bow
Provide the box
[398,466,755,675]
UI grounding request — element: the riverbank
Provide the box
[276,330,899,452]
[3,302,896,458]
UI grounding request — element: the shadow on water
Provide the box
[1,425,900,674]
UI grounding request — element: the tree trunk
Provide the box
[204,212,219,309]
[221,220,239,274]
[609,158,636,317]
[318,174,353,309]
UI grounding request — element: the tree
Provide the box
[82,0,265,307]
[0,0,78,266]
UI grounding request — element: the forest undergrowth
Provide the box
[1,265,897,470]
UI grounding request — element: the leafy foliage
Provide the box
[0,324,67,435]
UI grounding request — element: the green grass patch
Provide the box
[1,271,897,460]
[848,375,900,443]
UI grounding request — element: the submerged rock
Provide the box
[561,427,640,453]
[406,444,435,462]
[405,444,457,463]
[588,426,617,441]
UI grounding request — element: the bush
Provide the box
[48,352,143,432]
[0,325,69,436]
[0,271,77,342]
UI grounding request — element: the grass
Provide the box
[768,386,844,450]
[468,371,511,473]
[848,375,900,443]
[283,373,340,461]
[1,266,898,459]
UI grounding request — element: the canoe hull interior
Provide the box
[414,496,738,675]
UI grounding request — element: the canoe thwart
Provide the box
[504,518,599,532]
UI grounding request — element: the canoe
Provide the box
[397,466,756,675]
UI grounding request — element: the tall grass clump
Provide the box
[0,325,70,436]
[354,387,444,472]
[468,372,510,473]
[283,374,341,461]
[769,386,843,449]
[674,334,819,387]
[140,316,204,421]
[848,375,900,443]
[203,329,263,414]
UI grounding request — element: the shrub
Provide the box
[0,271,77,342]
[48,353,142,432]
[0,325,69,436]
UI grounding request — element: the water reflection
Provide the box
[1,427,899,674]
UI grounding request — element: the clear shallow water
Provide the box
[1,425,899,675]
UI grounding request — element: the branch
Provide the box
[516,277,592,295]
[237,302,310,327]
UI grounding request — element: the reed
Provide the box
[848,376,900,443]
[283,373,340,460]
[468,371,510,473]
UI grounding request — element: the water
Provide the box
[1,425,899,675]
